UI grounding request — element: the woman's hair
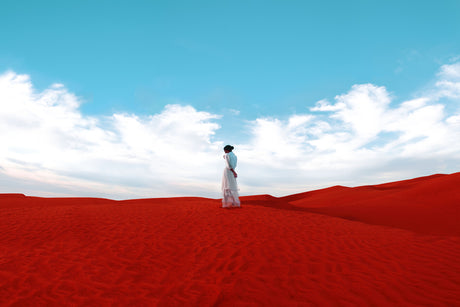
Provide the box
[224,145,234,152]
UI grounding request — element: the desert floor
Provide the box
[1,173,459,306]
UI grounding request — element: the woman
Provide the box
[222,145,241,208]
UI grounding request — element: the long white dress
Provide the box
[222,152,240,208]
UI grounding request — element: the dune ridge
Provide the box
[0,172,459,306]
[277,172,460,236]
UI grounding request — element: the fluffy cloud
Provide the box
[238,62,460,194]
[1,61,460,198]
[0,72,223,198]
[434,62,460,99]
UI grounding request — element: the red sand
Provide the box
[1,173,459,306]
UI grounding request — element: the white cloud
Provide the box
[1,61,460,198]
[237,62,460,194]
[0,71,223,198]
[311,84,391,145]
[438,62,460,80]
[433,62,460,99]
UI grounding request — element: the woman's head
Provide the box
[223,145,234,153]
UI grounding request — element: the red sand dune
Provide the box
[1,173,459,306]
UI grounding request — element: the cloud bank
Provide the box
[0,73,223,198]
[1,61,459,198]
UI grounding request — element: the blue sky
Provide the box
[1,1,460,198]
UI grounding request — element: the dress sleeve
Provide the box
[227,153,237,169]
[225,154,233,169]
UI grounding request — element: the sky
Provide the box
[1,0,459,199]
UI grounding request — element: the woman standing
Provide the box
[222,145,241,208]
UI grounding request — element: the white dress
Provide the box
[222,152,240,208]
